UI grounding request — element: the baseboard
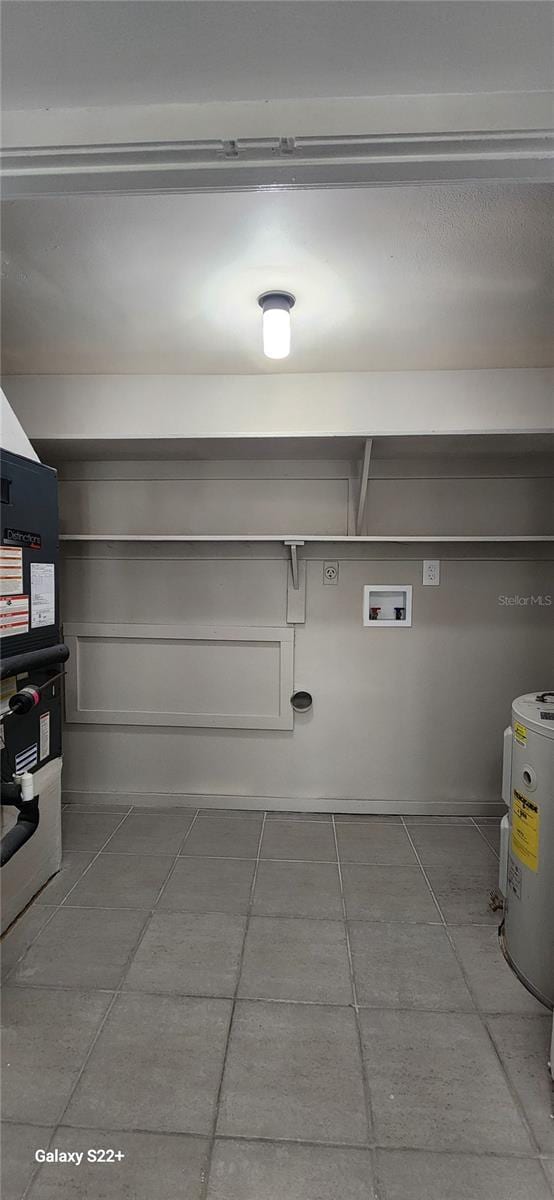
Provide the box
[63,790,506,817]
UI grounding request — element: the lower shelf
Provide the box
[60,534,554,543]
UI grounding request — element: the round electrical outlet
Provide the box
[323,561,339,585]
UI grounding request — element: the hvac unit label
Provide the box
[0,594,29,636]
[0,546,23,594]
[514,722,527,747]
[512,789,539,872]
[30,562,55,628]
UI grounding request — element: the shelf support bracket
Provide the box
[356,437,373,536]
[284,540,306,624]
[285,540,302,589]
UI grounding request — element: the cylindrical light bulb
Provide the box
[263,307,290,359]
[258,292,295,360]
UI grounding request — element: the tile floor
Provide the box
[1,807,553,1199]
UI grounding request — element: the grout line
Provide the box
[400,817,544,1162]
[3,977,486,1013]
[4,1114,552,1164]
[200,811,268,1200]
[331,815,382,1196]
[20,811,203,1200]
[471,816,501,860]
[180,853,335,864]
[119,811,203,940]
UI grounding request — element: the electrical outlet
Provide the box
[423,559,440,586]
[323,561,339,585]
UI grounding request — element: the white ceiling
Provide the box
[2,183,552,374]
[2,1,551,112]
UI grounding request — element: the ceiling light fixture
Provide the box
[258,291,295,359]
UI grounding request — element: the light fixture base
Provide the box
[258,291,296,312]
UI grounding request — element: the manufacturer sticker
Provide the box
[3,527,42,551]
[39,712,51,761]
[15,743,38,774]
[512,788,539,872]
[30,562,55,628]
[0,595,29,636]
[514,721,527,747]
[0,546,23,594]
[507,856,522,899]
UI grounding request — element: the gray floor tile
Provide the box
[0,1123,54,1200]
[195,808,261,818]
[543,1159,554,1189]
[208,1139,374,1200]
[487,1015,554,1154]
[335,814,401,823]
[359,1009,533,1154]
[253,861,343,919]
[350,922,474,1011]
[65,993,231,1134]
[62,811,124,852]
[404,816,474,825]
[408,826,497,867]
[376,1149,553,1200]
[106,810,196,854]
[238,917,352,1004]
[217,1000,368,1144]
[180,815,262,858]
[124,911,246,997]
[157,857,255,914]
[450,926,547,1014]
[337,823,415,865]
[267,811,332,822]
[12,907,148,990]
[35,853,95,905]
[1,905,56,981]
[342,865,438,923]
[2,987,112,1126]
[65,853,173,909]
[425,865,500,925]
[260,820,336,862]
[27,1129,209,1200]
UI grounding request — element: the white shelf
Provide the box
[60,534,554,543]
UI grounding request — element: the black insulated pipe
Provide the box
[0,642,69,681]
[0,797,40,866]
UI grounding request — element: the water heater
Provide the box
[501,692,554,1009]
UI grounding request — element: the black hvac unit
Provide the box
[1,449,68,865]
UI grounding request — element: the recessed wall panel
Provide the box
[65,623,294,730]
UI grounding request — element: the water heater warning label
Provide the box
[512,789,539,872]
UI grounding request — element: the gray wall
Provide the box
[59,458,553,814]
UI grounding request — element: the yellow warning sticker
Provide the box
[512,788,539,872]
[514,722,527,746]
